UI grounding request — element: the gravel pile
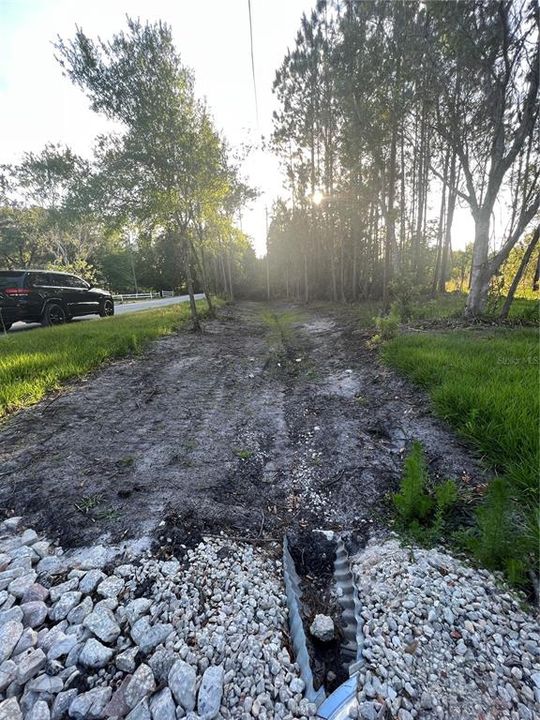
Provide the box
[0,517,313,720]
[351,539,540,720]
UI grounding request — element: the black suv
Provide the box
[0,270,114,331]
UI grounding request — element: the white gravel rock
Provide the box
[197,664,224,719]
[15,647,46,683]
[97,576,125,599]
[78,638,114,668]
[351,539,539,720]
[0,620,23,661]
[68,687,112,718]
[125,663,156,708]
[27,700,51,720]
[310,614,335,642]
[0,697,22,719]
[169,660,197,710]
[83,608,121,643]
[150,687,176,720]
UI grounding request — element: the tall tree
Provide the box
[56,18,249,329]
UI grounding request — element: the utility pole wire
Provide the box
[247,0,259,128]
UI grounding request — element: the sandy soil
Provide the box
[0,302,485,550]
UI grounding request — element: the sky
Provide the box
[0,0,476,257]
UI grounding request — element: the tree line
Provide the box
[0,19,258,327]
[268,0,539,316]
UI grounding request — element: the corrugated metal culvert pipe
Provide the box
[283,534,364,720]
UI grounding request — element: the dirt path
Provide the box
[0,302,484,550]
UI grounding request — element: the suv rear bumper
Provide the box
[0,304,41,324]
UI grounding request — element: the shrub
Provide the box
[432,479,459,535]
[373,303,401,342]
[393,441,433,523]
[393,442,460,545]
[463,477,535,586]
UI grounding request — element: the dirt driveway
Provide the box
[0,302,484,550]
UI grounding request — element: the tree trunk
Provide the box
[438,154,458,293]
[466,211,491,316]
[184,239,201,331]
[499,226,539,319]
[304,252,309,304]
[226,248,234,302]
[192,240,215,317]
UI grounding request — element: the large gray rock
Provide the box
[17,648,47,685]
[78,638,113,669]
[0,620,23,661]
[126,698,151,720]
[12,627,37,655]
[148,648,176,683]
[49,579,79,603]
[22,584,49,603]
[27,700,50,720]
[197,665,224,719]
[116,646,139,673]
[47,632,78,661]
[0,606,23,627]
[79,570,106,595]
[149,687,176,720]
[137,623,173,655]
[68,687,112,719]
[0,697,22,720]
[31,541,51,559]
[83,608,121,644]
[50,592,82,622]
[70,545,109,571]
[20,529,38,546]
[131,617,151,646]
[67,597,93,625]
[0,659,16,692]
[27,673,64,694]
[51,689,78,720]
[96,576,124,599]
[0,568,25,591]
[1,517,22,532]
[123,598,152,626]
[169,660,197,711]
[21,601,48,628]
[36,556,67,576]
[8,571,37,598]
[125,663,156,708]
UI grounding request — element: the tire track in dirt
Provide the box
[0,302,485,551]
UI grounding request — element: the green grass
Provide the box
[394,292,538,323]
[0,300,209,417]
[382,326,539,583]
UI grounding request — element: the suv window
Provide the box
[0,271,25,289]
[60,275,87,289]
[48,273,73,287]
[28,272,50,287]
[71,275,88,289]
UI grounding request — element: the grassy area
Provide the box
[407,293,539,322]
[382,326,539,584]
[0,300,209,418]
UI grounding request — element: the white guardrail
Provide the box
[112,290,174,303]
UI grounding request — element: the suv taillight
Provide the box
[3,287,30,296]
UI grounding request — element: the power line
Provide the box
[247,0,259,128]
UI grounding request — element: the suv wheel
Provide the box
[42,302,66,327]
[100,299,114,317]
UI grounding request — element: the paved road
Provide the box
[6,293,205,333]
